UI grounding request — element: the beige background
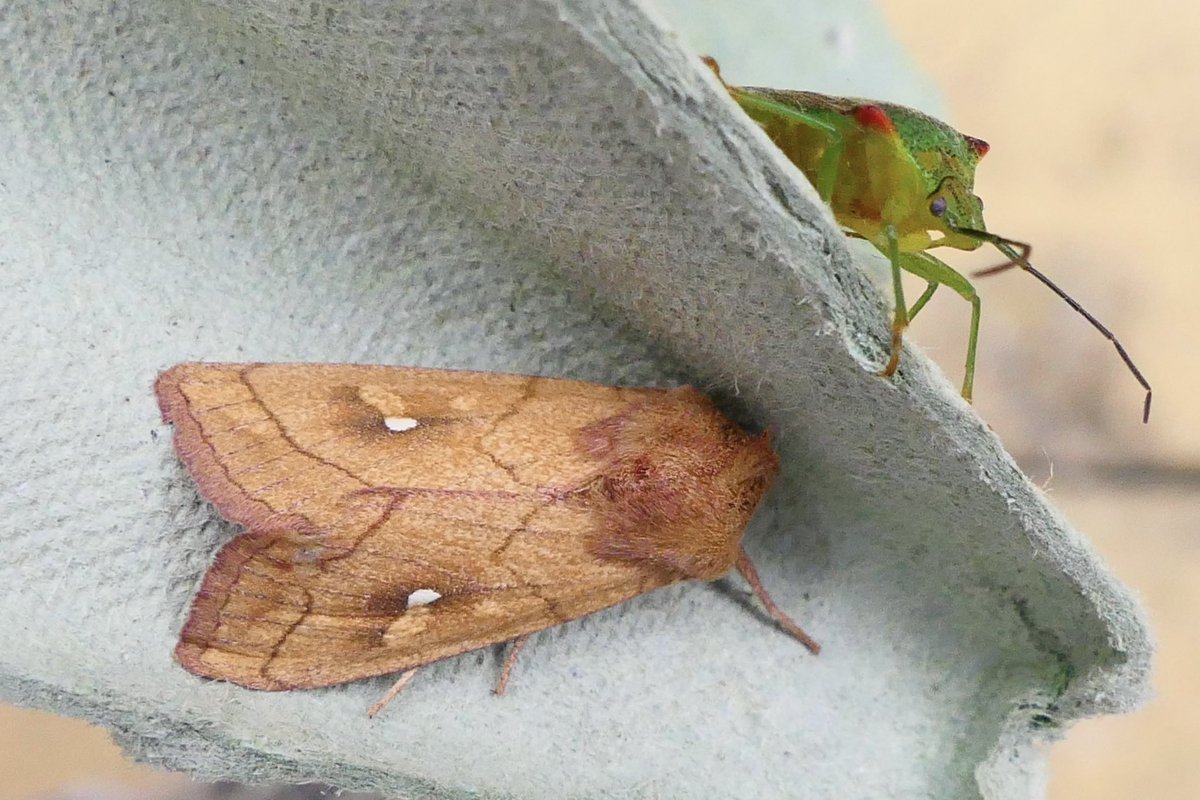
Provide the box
[2,1,1194,798]
[879,1,1197,797]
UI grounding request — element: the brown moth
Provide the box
[157,362,818,711]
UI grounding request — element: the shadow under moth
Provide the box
[157,362,818,715]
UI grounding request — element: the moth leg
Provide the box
[735,547,820,654]
[494,634,531,695]
[367,668,419,718]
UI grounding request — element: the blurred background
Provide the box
[2,1,1193,798]
[885,1,1195,796]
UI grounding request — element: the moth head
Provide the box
[583,390,779,581]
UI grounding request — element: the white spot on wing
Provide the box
[406,588,441,608]
[384,416,419,432]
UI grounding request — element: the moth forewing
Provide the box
[158,362,817,697]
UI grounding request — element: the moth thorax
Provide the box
[582,392,779,581]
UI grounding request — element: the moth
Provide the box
[157,363,817,713]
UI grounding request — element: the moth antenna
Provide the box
[735,547,820,654]
[961,228,1152,423]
